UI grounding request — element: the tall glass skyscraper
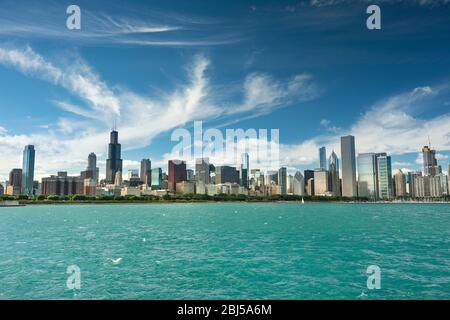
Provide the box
[328,150,340,196]
[340,135,357,197]
[278,167,287,195]
[357,153,377,198]
[106,130,123,184]
[140,158,152,186]
[151,168,163,189]
[240,153,249,188]
[22,145,35,195]
[319,147,327,170]
[377,154,393,199]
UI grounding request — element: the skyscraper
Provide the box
[151,168,163,189]
[215,166,239,184]
[377,154,393,199]
[328,150,340,196]
[8,169,22,195]
[293,171,305,196]
[85,152,99,183]
[304,169,314,195]
[168,160,187,192]
[357,153,377,199]
[314,168,329,196]
[195,158,210,184]
[278,167,287,195]
[106,130,123,184]
[422,145,437,176]
[340,135,357,197]
[394,170,407,197]
[240,153,249,188]
[140,159,152,186]
[319,146,327,170]
[22,145,35,196]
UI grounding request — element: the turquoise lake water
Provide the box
[0,203,449,300]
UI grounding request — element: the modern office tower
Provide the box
[240,153,249,188]
[319,147,327,170]
[151,168,163,189]
[422,145,437,176]
[394,170,407,197]
[429,175,443,197]
[415,175,444,198]
[0,183,4,196]
[87,152,99,182]
[8,169,22,195]
[357,153,377,199]
[41,172,83,196]
[106,130,123,184]
[215,166,240,184]
[278,167,287,195]
[438,173,448,195]
[328,150,340,196]
[306,178,315,196]
[114,171,122,186]
[140,159,152,186]
[376,154,393,199]
[186,169,194,181]
[340,135,357,197]
[81,153,99,184]
[293,172,305,196]
[287,175,294,194]
[168,160,187,192]
[314,169,329,196]
[304,169,314,194]
[408,171,421,198]
[22,145,35,196]
[195,158,211,184]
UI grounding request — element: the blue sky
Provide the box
[1,0,450,180]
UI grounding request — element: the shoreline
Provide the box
[7,200,450,206]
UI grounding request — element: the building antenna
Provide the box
[428,135,431,148]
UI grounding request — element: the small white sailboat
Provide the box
[301,197,305,204]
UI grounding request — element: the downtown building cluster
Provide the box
[1,130,449,201]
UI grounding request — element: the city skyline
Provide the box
[2,128,449,200]
[1,1,450,181]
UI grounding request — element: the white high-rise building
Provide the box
[293,172,305,196]
[314,169,329,196]
[341,135,357,197]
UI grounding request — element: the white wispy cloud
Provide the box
[0,46,315,180]
[0,3,240,47]
[0,46,120,122]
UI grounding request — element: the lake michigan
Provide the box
[0,203,449,300]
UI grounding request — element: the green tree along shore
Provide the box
[0,193,378,204]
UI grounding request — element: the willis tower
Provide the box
[106,130,123,183]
